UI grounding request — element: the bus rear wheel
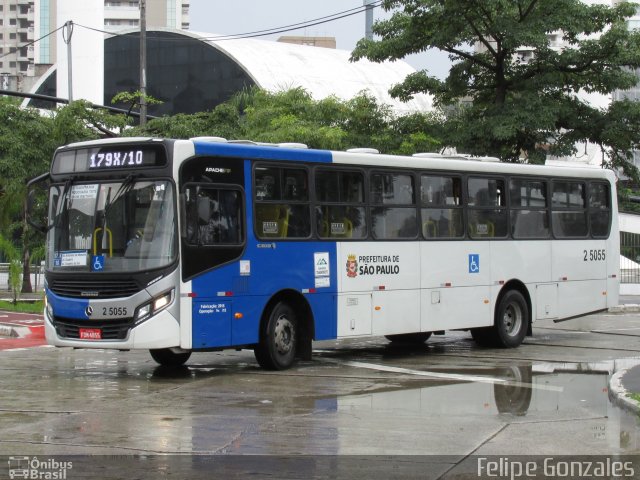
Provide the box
[149,348,192,367]
[494,290,529,348]
[385,332,432,344]
[254,301,298,370]
[472,290,529,348]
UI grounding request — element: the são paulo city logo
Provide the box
[346,254,401,277]
[346,254,358,278]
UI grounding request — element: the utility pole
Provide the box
[364,0,374,41]
[139,0,147,127]
[62,20,74,101]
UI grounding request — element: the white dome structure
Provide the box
[28,28,432,117]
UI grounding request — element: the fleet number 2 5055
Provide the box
[583,249,606,261]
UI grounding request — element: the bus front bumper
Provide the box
[44,309,181,350]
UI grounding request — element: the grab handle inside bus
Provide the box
[93,227,113,257]
[179,193,187,238]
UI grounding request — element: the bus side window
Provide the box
[467,177,507,238]
[509,178,550,239]
[185,187,243,245]
[370,172,417,239]
[589,182,610,238]
[551,181,588,238]
[315,169,366,239]
[420,174,464,239]
[254,165,310,239]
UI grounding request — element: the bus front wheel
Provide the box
[149,348,192,367]
[254,301,298,370]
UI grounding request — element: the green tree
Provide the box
[0,98,126,293]
[0,234,21,304]
[352,0,640,177]
[0,97,56,293]
[126,86,442,154]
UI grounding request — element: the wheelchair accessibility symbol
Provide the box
[468,254,480,273]
[91,255,105,272]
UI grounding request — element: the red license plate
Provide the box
[79,328,102,340]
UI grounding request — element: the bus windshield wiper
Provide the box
[49,178,73,233]
[103,173,138,219]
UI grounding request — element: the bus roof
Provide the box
[55,137,615,183]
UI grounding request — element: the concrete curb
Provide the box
[608,369,640,415]
[609,304,640,313]
[0,324,34,338]
[0,324,18,337]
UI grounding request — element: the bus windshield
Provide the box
[46,180,177,273]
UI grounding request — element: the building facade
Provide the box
[0,0,36,91]
[0,0,188,92]
[28,29,433,117]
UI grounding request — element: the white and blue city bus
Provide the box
[27,137,619,370]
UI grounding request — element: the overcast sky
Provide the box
[187,0,451,79]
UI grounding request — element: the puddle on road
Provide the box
[8,348,640,455]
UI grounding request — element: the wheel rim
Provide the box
[503,302,523,337]
[274,315,294,355]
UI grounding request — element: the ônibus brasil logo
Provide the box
[8,456,73,479]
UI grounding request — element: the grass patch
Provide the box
[0,300,44,314]
[631,393,640,404]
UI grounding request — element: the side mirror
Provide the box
[26,172,50,235]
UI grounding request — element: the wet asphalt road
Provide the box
[1,312,640,478]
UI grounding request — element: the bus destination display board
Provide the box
[89,149,149,169]
[52,144,166,174]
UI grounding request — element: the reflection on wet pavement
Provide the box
[1,341,639,457]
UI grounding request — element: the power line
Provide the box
[75,1,383,43]
[0,89,157,119]
[0,2,383,70]
[195,1,384,42]
[0,25,65,61]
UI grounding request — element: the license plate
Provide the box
[79,328,102,340]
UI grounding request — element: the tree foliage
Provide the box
[352,0,640,178]
[0,98,127,292]
[0,234,21,303]
[125,87,442,154]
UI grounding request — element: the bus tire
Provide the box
[254,301,297,370]
[493,290,529,348]
[149,348,191,367]
[494,365,533,415]
[385,332,432,344]
[470,327,494,347]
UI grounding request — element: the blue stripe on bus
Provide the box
[47,289,90,319]
[190,161,338,348]
[193,141,333,163]
[190,240,338,348]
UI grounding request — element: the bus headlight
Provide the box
[135,289,174,323]
[153,291,172,311]
[136,304,151,322]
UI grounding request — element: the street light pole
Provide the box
[139,0,147,127]
[363,0,374,41]
[62,20,73,102]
